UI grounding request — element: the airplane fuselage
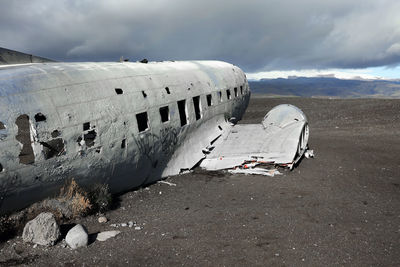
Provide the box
[0,60,250,214]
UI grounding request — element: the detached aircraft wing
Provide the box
[200,104,309,175]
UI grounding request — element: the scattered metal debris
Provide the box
[305,149,314,159]
[228,167,282,177]
[157,180,177,186]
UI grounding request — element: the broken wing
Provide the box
[200,104,309,172]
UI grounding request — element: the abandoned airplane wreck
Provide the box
[0,59,309,215]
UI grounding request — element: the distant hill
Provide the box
[249,77,400,98]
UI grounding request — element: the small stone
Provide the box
[121,223,127,227]
[96,231,121,242]
[60,240,67,248]
[33,244,37,249]
[134,226,141,230]
[98,216,108,223]
[22,212,61,246]
[128,221,134,227]
[65,224,88,249]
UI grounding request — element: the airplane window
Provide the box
[159,106,170,123]
[115,88,123,95]
[193,96,202,120]
[83,122,90,131]
[234,87,238,97]
[240,86,243,95]
[218,91,223,102]
[226,89,231,100]
[206,94,212,106]
[165,87,171,94]
[34,113,46,122]
[121,139,126,149]
[0,121,6,140]
[177,100,188,126]
[142,91,147,98]
[136,112,149,132]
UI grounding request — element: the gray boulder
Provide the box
[22,212,60,246]
[65,224,88,249]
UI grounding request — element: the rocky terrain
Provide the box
[0,96,399,266]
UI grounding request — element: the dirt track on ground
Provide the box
[1,97,399,266]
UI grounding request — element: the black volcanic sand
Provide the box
[1,97,399,266]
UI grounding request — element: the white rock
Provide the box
[96,231,121,241]
[22,212,61,246]
[65,224,88,249]
[121,223,127,227]
[134,226,141,230]
[98,216,108,223]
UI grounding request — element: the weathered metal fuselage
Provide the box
[0,61,250,214]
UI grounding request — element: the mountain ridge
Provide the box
[249,76,400,98]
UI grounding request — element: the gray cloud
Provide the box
[1,0,400,72]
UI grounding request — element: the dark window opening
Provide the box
[218,125,223,130]
[41,138,64,159]
[218,91,223,102]
[83,122,90,131]
[0,163,2,172]
[136,112,149,132]
[51,130,60,138]
[0,121,6,140]
[34,113,46,122]
[234,87,238,97]
[115,88,123,95]
[95,147,102,153]
[178,100,187,126]
[206,94,212,106]
[84,130,97,147]
[193,96,202,120]
[142,91,147,98]
[159,106,170,123]
[16,114,34,164]
[121,139,126,149]
[226,89,231,100]
[165,87,170,94]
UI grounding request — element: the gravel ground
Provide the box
[0,97,399,266]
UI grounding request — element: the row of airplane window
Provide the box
[135,85,246,133]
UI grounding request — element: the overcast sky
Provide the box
[1,0,400,78]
